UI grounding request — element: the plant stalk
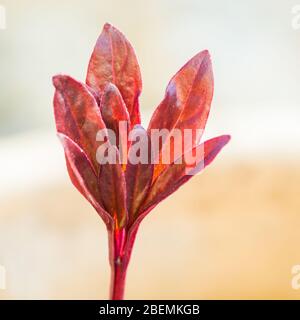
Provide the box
[110,256,128,300]
[108,226,129,300]
[107,223,140,300]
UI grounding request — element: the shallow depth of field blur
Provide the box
[0,0,300,299]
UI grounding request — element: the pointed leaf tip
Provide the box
[52,75,61,88]
[103,22,111,29]
[86,23,142,128]
[139,134,230,216]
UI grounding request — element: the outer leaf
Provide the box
[86,23,142,127]
[140,135,230,215]
[147,50,213,179]
[125,126,153,225]
[58,133,112,226]
[99,147,128,228]
[53,75,107,172]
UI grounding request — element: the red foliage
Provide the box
[53,23,230,299]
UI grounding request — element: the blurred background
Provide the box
[0,0,300,299]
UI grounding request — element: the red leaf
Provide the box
[100,83,130,163]
[58,133,112,225]
[125,126,153,225]
[147,50,213,179]
[98,147,128,228]
[53,75,106,172]
[86,23,142,127]
[140,135,230,215]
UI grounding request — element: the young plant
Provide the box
[52,23,230,300]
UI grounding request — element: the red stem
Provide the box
[108,227,129,300]
[107,224,139,300]
[110,256,128,300]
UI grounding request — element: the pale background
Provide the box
[0,0,300,299]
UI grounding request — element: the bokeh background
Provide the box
[0,0,300,299]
